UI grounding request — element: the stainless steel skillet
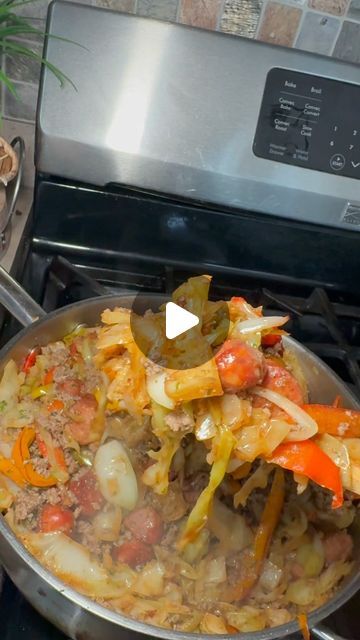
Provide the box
[0,265,358,640]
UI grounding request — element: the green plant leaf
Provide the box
[3,39,77,90]
[0,0,81,105]
[0,68,18,98]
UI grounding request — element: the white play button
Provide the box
[165,302,199,340]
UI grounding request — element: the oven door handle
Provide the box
[312,624,349,640]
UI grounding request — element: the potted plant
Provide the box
[0,0,70,210]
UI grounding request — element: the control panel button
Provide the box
[330,154,346,171]
[253,69,360,180]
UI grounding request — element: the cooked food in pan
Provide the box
[0,275,359,635]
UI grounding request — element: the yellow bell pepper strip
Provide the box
[0,458,26,487]
[12,427,57,487]
[297,613,310,640]
[303,404,360,438]
[31,384,52,400]
[177,428,235,551]
[269,440,343,509]
[224,468,285,603]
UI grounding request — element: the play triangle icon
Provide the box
[165,302,200,340]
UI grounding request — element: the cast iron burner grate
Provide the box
[36,255,360,398]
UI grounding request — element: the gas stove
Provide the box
[0,185,359,640]
[1,1,360,638]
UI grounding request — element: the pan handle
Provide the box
[0,265,46,327]
[312,624,349,640]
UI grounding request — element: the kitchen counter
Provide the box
[1,187,32,274]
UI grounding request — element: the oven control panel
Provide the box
[253,68,360,180]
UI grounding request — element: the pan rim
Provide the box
[0,292,359,640]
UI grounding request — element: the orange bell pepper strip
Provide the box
[44,367,55,385]
[47,399,64,413]
[254,467,285,563]
[35,433,67,471]
[269,440,343,509]
[12,427,57,487]
[303,404,360,438]
[0,458,26,487]
[298,613,310,640]
[24,465,57,487]
[224,468,285,602]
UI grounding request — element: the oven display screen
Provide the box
[253,67,360,180]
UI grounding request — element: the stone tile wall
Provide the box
[1,0,360,125]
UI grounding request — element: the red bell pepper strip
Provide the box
[269,440,343,509]
[303,404,360,438]
[22,350,37,373]
[261,333,282,348]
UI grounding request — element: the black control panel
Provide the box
[253,67,360,180]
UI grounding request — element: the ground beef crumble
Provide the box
[76,520,102,555]
[165,409,194,433]
[41,342,69,366]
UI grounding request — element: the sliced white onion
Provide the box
[252,387,318,440]
[0,442,12,458]
[94,440,138,509]
[232,315,288,337]
[195,413,217,441]
[93,507,122,541]
[21,532,118,597]
[221,393,244,429]
[226,457,246,473]
[317,434,351,485]
[259,559,283,591]
[205,556,227,584]
[134,560,165,597]
[146,372,175,410]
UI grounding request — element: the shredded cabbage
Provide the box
[178,428,235,550]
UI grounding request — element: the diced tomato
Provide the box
[261,333,282,348]
[69,470,104,516]
[261,359,304,405]
[68,394,98,445]
[57,378,83,397]
[124,506,164,545]
[39,504,74,534]
[44,367,55,385]
[22,349,37,373]
[114,539,153,567]
[215,339,266,393]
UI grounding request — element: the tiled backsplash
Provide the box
[1,0,360,126]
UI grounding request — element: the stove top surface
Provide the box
[0,178,359,639]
